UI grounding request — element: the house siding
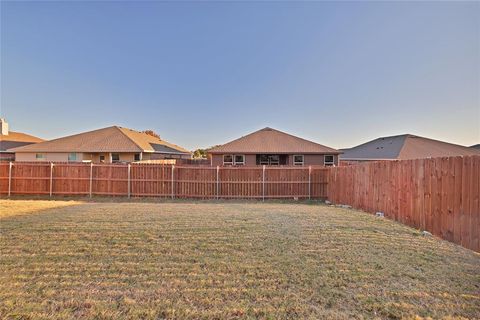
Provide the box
[150,153,191,160]
[210,154,339,166]
[15,152,140,163]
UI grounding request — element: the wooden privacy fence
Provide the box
[328,155,480,252]
[0,162,329,200]
[1,157,478,251]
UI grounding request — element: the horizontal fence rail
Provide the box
[328,155,480,252]
[1,156,478,252]
[0,162,329,200]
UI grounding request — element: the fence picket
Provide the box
[328,155,479,252]
[1,156,478,252]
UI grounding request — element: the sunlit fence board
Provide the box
[0,162,329,200]
[328,155,480,252]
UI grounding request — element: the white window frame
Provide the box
[35,153,45,160]
[293,154,304,166]
[234,154,245,165]
[223,154,233,166]
[68,152,77,162]
[324,155,335,166]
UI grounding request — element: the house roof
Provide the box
[8,126,191,155]
[471,144,480,150]
[208,127,340,154]
[341,134,480,161]
[0,131,44,152]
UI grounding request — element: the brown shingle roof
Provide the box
[8,126,190,155]
[0,131,44,143]
[0,131,44,152]
[208,127,340,154]
[117,127,190,154]
[341,134,480,161]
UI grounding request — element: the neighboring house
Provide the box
[9,126,191,163]
[207,127,341,166]
[471,144,480,150]
[340,134,480,164]
[0,119,44,161]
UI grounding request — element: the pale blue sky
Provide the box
[1,1,479,150]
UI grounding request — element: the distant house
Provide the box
[0,119,44,161]
[207,127,341,166]
[340,134,480,164]
[471,144,480,150]
[9,126,191,163]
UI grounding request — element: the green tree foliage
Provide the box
[193,149,207,159]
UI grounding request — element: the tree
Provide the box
[193,149,207,159]
[142,130,160,139]
[193,145,222,159]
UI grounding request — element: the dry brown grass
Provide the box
[0,199,479,319]
[0,199,81,218]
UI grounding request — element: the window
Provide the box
[223,154,233,165]
[293,155,304,166]
[68,152,77,161]
[35,153,45,160]
[99,155,105,163]
[324,155,335,166]
[234,154,245,165]
[134,153,141,161]
[256,154,288,166]
[258,154,269,165]
[269,155,280,165]
[112,153,120,163]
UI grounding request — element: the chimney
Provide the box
[0,118,8,135]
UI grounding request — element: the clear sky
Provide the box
[1,1,479,150]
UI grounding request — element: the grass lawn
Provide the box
[0,199,479,319]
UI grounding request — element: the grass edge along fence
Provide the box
[0,156,478,252]
[328,155,479,252]
[0,162,329,200]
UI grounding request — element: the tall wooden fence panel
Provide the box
[0,162,329,200]
[328,155,480,252]
[1,158,477,251]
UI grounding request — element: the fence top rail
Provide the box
[337,155,479,168]
[5,161,334,170]
[6,162,52,167]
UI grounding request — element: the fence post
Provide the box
[49,162,54,197]
[216,165,219,200]
[89,163,93,198]
[127,163,131,198]
[171,165,175,199]
[262,165,266,202]
[8,161,12,197]
[308,166,312,200]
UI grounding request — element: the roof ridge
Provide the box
[12,126,118,147]
[396,136,411,159]
[116,127,190,154]
[209,127,339,154]
[401,134,475,150]
[210,128,266,151]
[264,127,338,151]
[115,126,147,152]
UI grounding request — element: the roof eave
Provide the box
[153,151,192,155]
[340,158,397,161]
[208,151,341,155]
